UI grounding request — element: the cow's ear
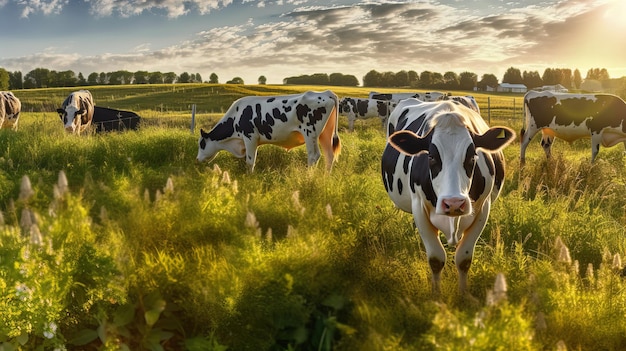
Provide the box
[474,127,516,152]
[56,108,64,115]
[200,128,209,138]
[388,130,430,155]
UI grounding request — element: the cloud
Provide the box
[18,0,68,17]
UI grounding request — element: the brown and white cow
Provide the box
[339,97,398,131]
[0,91,21,130]
[521,91,626,164]
[382,98,515,293]
[56,90,95,134]
[197,90,341,172]
[369,91,444,102]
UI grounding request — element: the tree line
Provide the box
[0,65,617,91]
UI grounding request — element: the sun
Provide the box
[602,0,626,28]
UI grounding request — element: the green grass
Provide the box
[1,84,625,350]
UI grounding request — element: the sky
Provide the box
[1,0,625,85]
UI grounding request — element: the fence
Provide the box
[479,96,525,126]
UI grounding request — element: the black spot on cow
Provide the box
[428,144,442,179]
[376,101,389,117]
[270,107,288,123]
[356,99,369,117]
[204,117,235,141]
[381,144,401,193]
[469,160,485,202]
[267,97,276,103]
[371,93,392,101]
[254,103,275,140]
[296,103,311,124]
[236,105,255,138]
[410,153,437,207]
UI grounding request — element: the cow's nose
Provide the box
[442,197,466,214]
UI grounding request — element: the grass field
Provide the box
[1,84,626,350]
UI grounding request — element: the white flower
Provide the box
[43,322,57,339]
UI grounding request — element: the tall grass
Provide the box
[0,86,625,350]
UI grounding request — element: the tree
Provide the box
[179,72,191,83]
[99,72,108,84]
[522,71,543,89]
[394,70,409,87]
[226,77,244,84]
[573,69,582,89]
[502,67,523,84]
[209,73,219,84]
[419,71,434,88]
[195,73,203,83]
[363,70,382,87]
[443,71,460,90]
[0,68,9,90]
[87,72,99,85]
[134,71,150,84]
[258,75,267,85]
[477,73,498,91]
[25,68,51,88]
[149,72,163,84]
[458,71,477,91]
[586,68,609,80]
[164,72,177,84]
[8,71,22,90]
[431,72,444,88]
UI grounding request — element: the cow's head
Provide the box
[389,113,515,216]
[57,102,87,133]
[197,117,245,163]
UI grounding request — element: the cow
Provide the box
[339,97,398,131]
[520,91,626,164]
[92,106,141,133]
[56,90,95,134]
[197,90,341,172]
[381,98,515,294]
[437,94,480,114]
[0,91,21,130]
[369,91,444,102]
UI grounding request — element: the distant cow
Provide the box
[521,91,626,164]
[0,91,21,130]
[382,98,515,293]
[437,94,480,114]
[369,91,444,102]
[93,106,141,133]
[197,90,341,172]
[339,97,398,131]
[56,90,95,134]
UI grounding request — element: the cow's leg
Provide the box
[520,125,538,166]
[540,133,554,159]
[244,138,259,172]
[413,207,446,294]
[304,136,322,168]
[455,200,491,294]
[348,116,355,132]
[591,133,602,162]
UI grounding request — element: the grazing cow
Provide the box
[339,97,398,131]
[381,98,515,293]
[93,106,141,133]
[0,91,21,130]
[521,91,626,164]
[437,94,480,114]
[56,90,95,134]
[369,91,444,102]
[197,90,341,172]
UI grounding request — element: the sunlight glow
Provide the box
[603,0,626,28]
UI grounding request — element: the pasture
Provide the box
[1,84,626,350]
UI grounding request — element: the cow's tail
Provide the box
[332,93,342,160]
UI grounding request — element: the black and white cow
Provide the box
[0,91,21,130]
[339,97,398,131]
[521,91,626,164]
[92,106,141,133]
[382,98,515,293]
[197,90,341,172]
[56,90,95,134]
[369,91,444,102]
[437,94,480,114]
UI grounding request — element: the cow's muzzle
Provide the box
[441,197,467,216]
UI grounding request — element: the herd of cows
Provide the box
[0,89,141,134]
[3,87,626,293]
[195,88,626,294]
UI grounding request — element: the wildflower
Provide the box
[144,188,150,202]
[612,253,622,270]
[558,245,571,264]
[57,170,68,197]
[245,211,259,229]
[291,191,305,215]
[222,171,231,184]
[266,228,273,242]
[164,176,174,194]
[43,322,57,339]
[325,203,333,219]
[30,224,43,245]
[486,272,507,306]
[19,175,34,201]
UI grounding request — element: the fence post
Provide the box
[190,104,196,134]
[487,97,491,124]
[513,98,516,120]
